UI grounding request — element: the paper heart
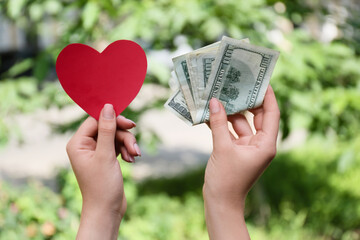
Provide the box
[56,40,147,120]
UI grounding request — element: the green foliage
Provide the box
[56,162,208,240]
[2,59,33,78]
[0,78,72,145]
[272,32,360,139]
[121,194,208,240]
[1,0,360,239]
[1,0,359,145]
[1,139,360,239]
[0,180,78,239]
[82,2,100,30]
[246,137,360,239]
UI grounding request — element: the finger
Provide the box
[229,130,237,140]
[209,98,232,148]
[66,117,97,155]
[73,117,98,139]
[249,106,263,133]
[116,115,136,130]
[228,113,253,137]
[96,104,117,157]
[115,140,122,156]
[115,130,141,156]
[120,145,135,163]
[209,121,237,140]
[261,86,280,139]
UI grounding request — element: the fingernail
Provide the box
[126,118,136,127]
[129,119,136,127]
[134,143,141,156]
[103,104,114,119]
[121,150,129,162]
[117,115,136,126]
[129,155,135,163]
[209,98,220,114]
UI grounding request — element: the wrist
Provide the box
[203,186,249,240]
[204,189,250,240]
[77,204,123,240]
[202,182,246,212]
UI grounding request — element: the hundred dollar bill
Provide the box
[187,38,249,115]
[195,36,279,124]
[172,54,197,120]
[169,71,180,92]
[164,89,193,126]
[173,42,223,120]
[186,42,220,112]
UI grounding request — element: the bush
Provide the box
[1,138,360,239]
[0,180,78,239]
[247,136,360,239]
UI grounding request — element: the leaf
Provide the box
[0,119,10,146]
[337,150,355,173]
[44,0,62,15]
[82,2,100,30]
[109,16,138,41]
[7,0,26,19]
[29,3,43,21]
[2,59,33,78]
[33,52,51,82]
[200,17,225,40]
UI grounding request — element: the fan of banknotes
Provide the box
[164,36,280,125]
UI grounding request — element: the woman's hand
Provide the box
[203,86,280,240]
[66,104,141,240]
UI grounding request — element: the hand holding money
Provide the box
[165,36,279,125]
[203,86,280,239]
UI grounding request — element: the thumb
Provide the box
[209,98,231,148]
[96,104,117,157]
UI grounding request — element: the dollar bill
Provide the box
[168,71,180,92]
[172,54,197,120]
[186,42,220,112]
[164,71,193,125]
[173,42,226,120]
[195,36,279,124]
[187,38,249,117]
[164,89,193,126]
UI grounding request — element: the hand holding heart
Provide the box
[66,103,143,239]
[58,41,146,238]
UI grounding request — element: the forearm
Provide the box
[203,188,250,240]
[77,205,122,240]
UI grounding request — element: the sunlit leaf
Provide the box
[82,2,100,30]
[29,3,43,21]
[44,0,62,15]
[3,59,33,78]
[7,0,26,19]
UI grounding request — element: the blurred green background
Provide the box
[0,0,360,239]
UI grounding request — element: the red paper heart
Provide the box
[56,40,147,120]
